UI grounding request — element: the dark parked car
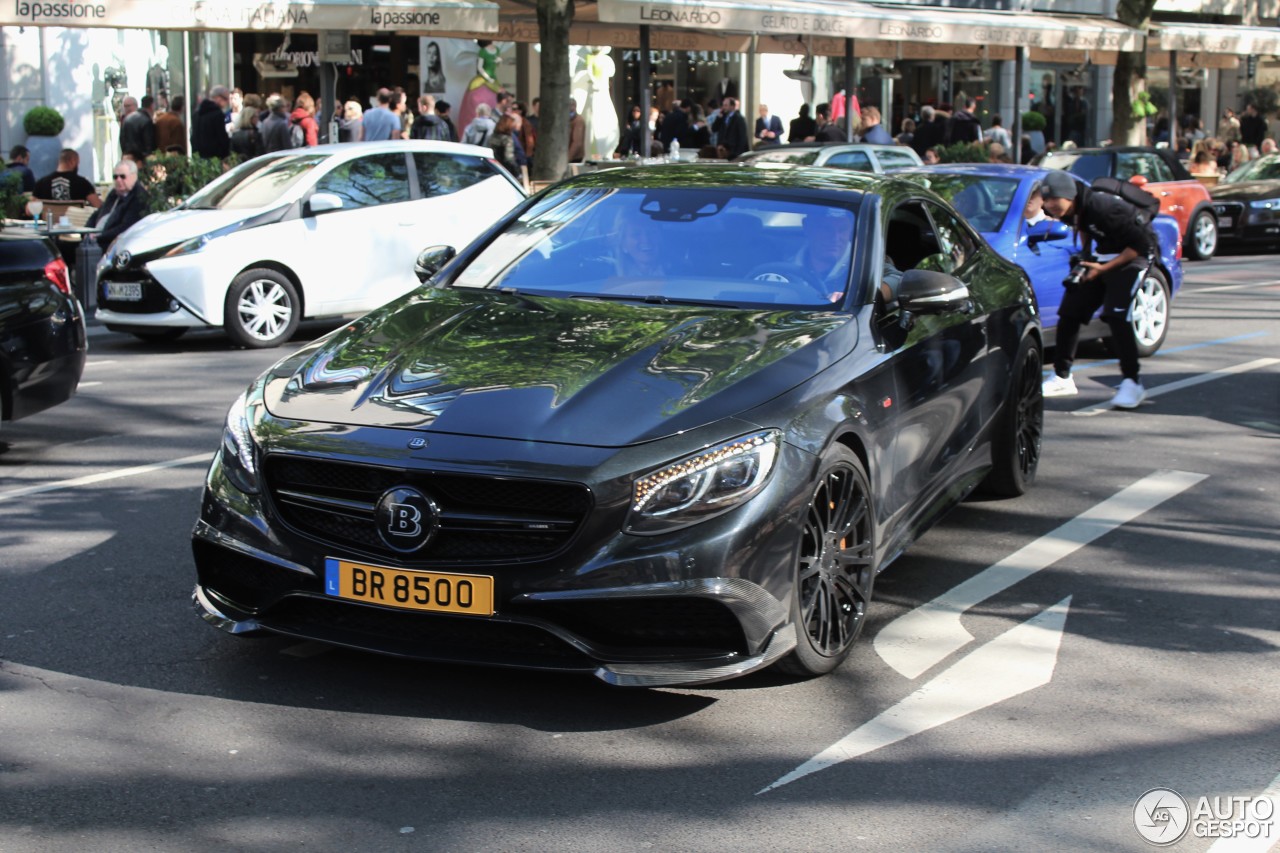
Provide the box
[1,228,87,427]
[1209,154,1280,251]
[1034,146,1219,260]
[192,166,1043,687]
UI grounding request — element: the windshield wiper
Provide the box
[571,293,726,308]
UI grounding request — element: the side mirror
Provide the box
[414,245,456,282]
[1027,219,1071,246]
[897,268,972,324]
[307,192,345,215]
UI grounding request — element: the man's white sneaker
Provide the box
[1042,374,1078,397]
[1109,378,1146,409]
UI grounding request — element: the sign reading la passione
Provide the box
[1,0,499,33]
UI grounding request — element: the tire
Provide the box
[1131,267,1171,358]
[130,328,188,343]
[1186,208,1217,261]
[981,337,1044,498]
[224,269,300,349]
[775,445,876,678]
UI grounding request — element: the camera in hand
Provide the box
[1063,253,1097,290]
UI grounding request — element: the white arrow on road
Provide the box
[874,469,1207,680]
[759,596,1072,795]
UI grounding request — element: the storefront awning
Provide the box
[596,0,1144,52]
[0,0,499,34]
[1155,22,1280,56]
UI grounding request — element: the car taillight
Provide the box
[44,257,71,295]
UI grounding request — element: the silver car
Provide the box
[734,143,923,173]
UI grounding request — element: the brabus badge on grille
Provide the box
[375,487,440,553]
[114,251,131,270]
[408,437,427,449]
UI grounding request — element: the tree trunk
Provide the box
[1111,0,1158,145]
[534,0,574,183]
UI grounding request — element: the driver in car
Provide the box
[796,209,854,302]
[612,216,670,278]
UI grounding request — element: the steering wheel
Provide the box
[746,263,825,298]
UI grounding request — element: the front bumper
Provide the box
[192,421,815,687]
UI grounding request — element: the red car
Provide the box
[1034,146,1217,260]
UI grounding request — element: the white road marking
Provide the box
[1206,769,1280,853]
[83,360,117,367]
[78,381,103,388]
[874,470,1206,680]
[1072,358,1280,416]
[760,597,1072,794]
[1191,281,1280,294]
[0,453,211,504]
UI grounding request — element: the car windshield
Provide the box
[1222,154,1280,184]
[899,174,1019,232]
[183,154,327,210]
[451,187,858,308]
[1040,152,1111,182]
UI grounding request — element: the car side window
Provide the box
[314,153,411,209]
[876,150,918,169]
[885,201,943,280]
[414,153,502,198]
[1117,152,1172,183]
[824,151,874,172]
[924,203,976,273]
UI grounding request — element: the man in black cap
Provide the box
[1038,169,1156,409]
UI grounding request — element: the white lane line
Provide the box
[874,470,1207,680]
[1206,769,1280,853]
[1072,358,1280,416]
[760,597,1071,794]
[78,381,103,388]
[0,453,211,504]
[1191,281,1280,294]
[84,359,117,367]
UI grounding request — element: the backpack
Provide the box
[1088,176,1160,224]
[289,120,306,149]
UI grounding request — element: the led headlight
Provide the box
[626,430,781,534]
[1249,199,1280,210]
[221,390,261,494]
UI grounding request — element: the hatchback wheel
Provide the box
[777,445,875,678]
[1186,209,1217,260]
[1131,268,1171,357]
[225,269,300,349]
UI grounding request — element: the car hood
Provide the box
[1210,180,1280,201]
[114,207,262,252]
[262,289,855,447]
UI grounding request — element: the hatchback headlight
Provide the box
[221,390,261,494]
[1249,199,1280,210]
[626,430,780,534]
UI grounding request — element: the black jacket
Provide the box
[230,127,262,160]
[658,109,688,148]
[87,184,149,250]
[410,113,451,141]
[945,110,982,145]
[1070,185,1156,258]
[191,99,230,159]
[260,112,293,153]
[912,117,945,156]
[717,111,749,158]
[120,110,156,157]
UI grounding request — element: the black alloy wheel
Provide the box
[982,338,1044,497]
[777,445,875,677]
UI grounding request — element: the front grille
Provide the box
[263,455,593,565]
[1212,201,1245,233]
[97,272,175,314]
[264,596,596,667]
[521,597,748,654]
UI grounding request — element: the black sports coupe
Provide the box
[192,165,1043,686]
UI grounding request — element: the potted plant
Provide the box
[1021,110,1047,154]
[23,106,65,180]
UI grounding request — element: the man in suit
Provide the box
[754,104,783,147]
[659,99,690,151]
[717,97,750,158]
[120,94,156,158]
[87,159,149,250]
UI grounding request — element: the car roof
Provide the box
[557,163,885,196]
[252,139,494,163]
[891,163,1048,179]
[735,142,905,161]
[1040,147,1165,156]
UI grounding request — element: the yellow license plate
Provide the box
[324,558,494,616]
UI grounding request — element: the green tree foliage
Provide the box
[939,142,987,163]
[138,153,238,213]
[23,106,65,137]
[0,171,28,218]
[1020,111,1046,132]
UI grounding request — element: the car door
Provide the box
[294,151,415,316]
[879,200,991,519]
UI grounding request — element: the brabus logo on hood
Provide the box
[375,487,440,553]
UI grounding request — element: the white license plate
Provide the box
[105,282,142,301]
[1217,216,1233,228]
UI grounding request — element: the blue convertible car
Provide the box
[893,164,1183,357]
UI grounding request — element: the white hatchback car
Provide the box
[96,141,525,347]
